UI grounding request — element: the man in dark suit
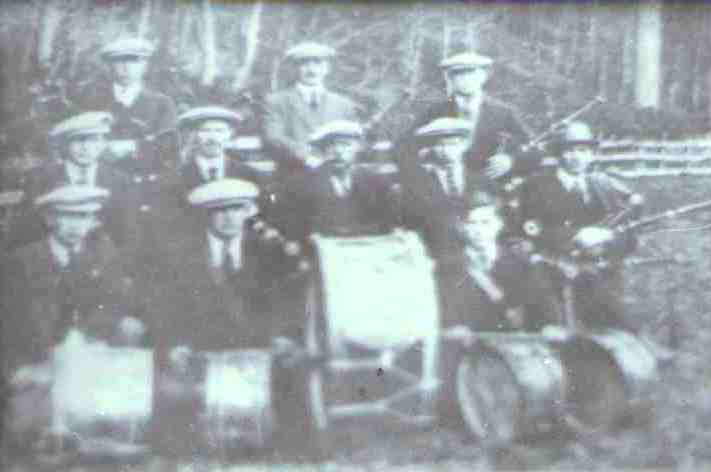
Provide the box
[398,51,541,180]
[437,190,562,333]
[272,120,399,241]
[401,117,484,260]
[10,112,137,252]
[262,42,360,178]
[148,178,302,458]
[177,106,264,194]
[1,185,144,375]
[518,121,644,332]
[73,38,178,177]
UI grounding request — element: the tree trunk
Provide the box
[200,0,218,87]
[232,1,263,92]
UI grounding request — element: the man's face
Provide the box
[51,211,99,248]
[110,56,149,85]
[462,206,504,250]
[447,67,490,96]
[209,202,257,240]
[561,144,595,175]
[323,138,360,170]
[66,134,107,167]
[431,135,468,167]
[195,120,234,159]
[297,58,330,87]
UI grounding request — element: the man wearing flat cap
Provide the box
[272,120,399,241]
[9,112,137,252]
[1,185,146,376]
[178,106,263,194]
[262,41,361,179]
[401,117,484,260]
[398,51,540,182]
[73,37,178,178]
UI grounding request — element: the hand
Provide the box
[108,139,137,160]
[485,153,513,179]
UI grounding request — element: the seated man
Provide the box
[10,112,137,252]
[149,178,302,457]
[272,120,399,241]
[1,185,144,376]
[178,106,263,194]
[518,121,643,332]
[438,190,562,333]
[401,117,479,260]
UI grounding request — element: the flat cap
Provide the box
[415,117,472,139]
[187,178,259,210]
[285,42,336,61]
[439,51,493,72]
[177,106,242,128]
[49,112,113,141]
[309,120,364,145]
[36,185,110,213]
[100,38,155,60]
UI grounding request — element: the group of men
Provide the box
[0,36,660,456]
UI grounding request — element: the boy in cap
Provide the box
[519,121,644,333]
[1,185,145,375]
[73,37,178,176]
[10,112,137,251]
[272,120,399,241]
[398,51,540,180]
[263,42,360,178]
[178,106,263,193]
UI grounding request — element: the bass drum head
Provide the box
[456,347,523,446]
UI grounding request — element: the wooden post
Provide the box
[635,1,663,109]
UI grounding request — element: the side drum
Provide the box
[304,231,441,432]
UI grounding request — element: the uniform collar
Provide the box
[49,235,82,268]
[206,230,242,269]
[195,154,226,181]
[64,161,98,186]
[296,83,325,102]
[113,81,143,107]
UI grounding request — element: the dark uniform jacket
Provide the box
[437,245,563,332]
[1,234,139,372]
[272,164,399,242]
[262,86,360,174]
[75,83,178,175]
[518,169,641,331]
[9,162,138,251]
[179,156,265,195]
[397,97,541,176]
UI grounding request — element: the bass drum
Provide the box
[456,334,567,446]
[304,231,440,432]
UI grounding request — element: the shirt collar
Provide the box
[49,235,81,268]
[557,168,586,192]
[195,154,226,181]
[296,83,325,102]
[466,244,498,272]
[113,82,143,107]
[453,93,482,116]
[206,230,242,269]
[64,161,98,185]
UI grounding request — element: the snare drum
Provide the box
[456,334,567,445]
[304,231,440,431]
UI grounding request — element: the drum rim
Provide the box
[456,344,524,445]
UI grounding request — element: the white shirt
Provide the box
[195,154,226,182]
[65,162,98,186]
[296,83,325,108]
[453,93,483,125]
[557,168,590,202]
[50,236,81,269]
[113,82,143,108]
[435,163,465,196]
[466,245,498,273]
[207,231,242,270]
[330,174,352,197]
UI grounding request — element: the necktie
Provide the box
[208,167,218,181]
[309,92,319,111]
[224,248,239,282]
[76,168,89,185]
[444,166,459,196]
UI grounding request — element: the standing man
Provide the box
[398,51,540,180]
[178,106,263,194]
[75,37,178,177]
[401,117,481,260]
[518,121,643,332]
[1,185,144,375]
[262,42,360,178]
[273,120,399,241]
[10,112,136,251]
